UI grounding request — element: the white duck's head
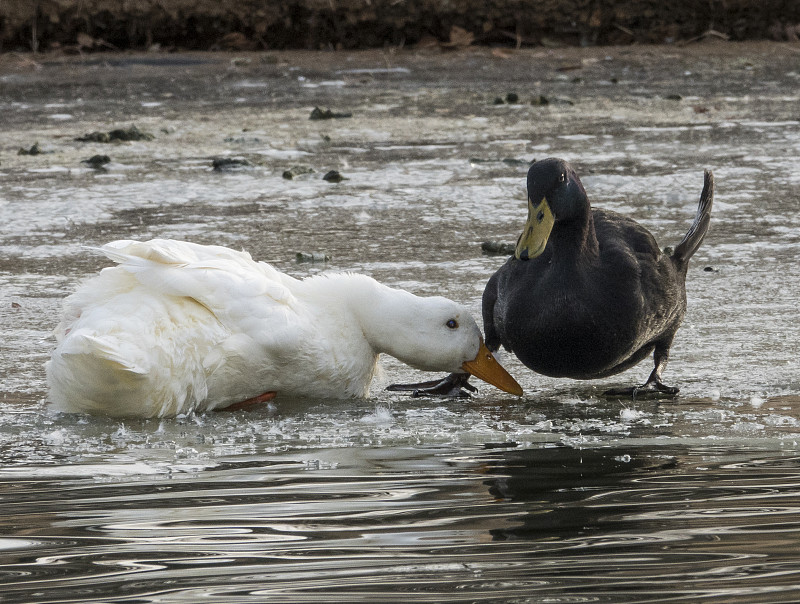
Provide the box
[346,278,522,395]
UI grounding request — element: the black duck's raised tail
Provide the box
[671,169,714,270]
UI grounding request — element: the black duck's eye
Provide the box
[446,319,459,329]
[558,172,566,183]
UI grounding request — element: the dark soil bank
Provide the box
[2,1,800,52]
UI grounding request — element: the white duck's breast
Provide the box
[221,277,381,401]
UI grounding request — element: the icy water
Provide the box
[1,44,800,602]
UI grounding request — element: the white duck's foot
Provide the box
[218,391,277,412]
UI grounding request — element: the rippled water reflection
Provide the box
[3,444,800,603]
[2,45,800,602]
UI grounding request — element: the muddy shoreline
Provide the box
[2,1,799,53]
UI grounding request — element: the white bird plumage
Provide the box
[46,239,520,418]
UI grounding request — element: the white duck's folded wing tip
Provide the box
[58,333,148,375]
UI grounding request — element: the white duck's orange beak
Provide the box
[462,340,523,396]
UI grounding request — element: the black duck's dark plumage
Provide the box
[388,158,713,398]
[484,158,713,395]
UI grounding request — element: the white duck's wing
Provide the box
[104,236,310,339]
[99,239,306,334]
[100,239,294,309]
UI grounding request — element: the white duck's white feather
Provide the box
[47,239,485,418]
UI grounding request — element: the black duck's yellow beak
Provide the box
[515,197,554,260]
[462,340,523,396]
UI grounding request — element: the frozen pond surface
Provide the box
[1,43,800,602]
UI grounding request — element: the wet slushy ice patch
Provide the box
[2,45,800,602]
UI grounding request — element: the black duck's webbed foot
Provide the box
[387,372,477,398]
[603,360,679,398]
[604,379,679,398]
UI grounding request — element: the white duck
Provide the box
[46,239,522,418]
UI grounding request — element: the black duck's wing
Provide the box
[593,209,662,259]
[592,208,682,336]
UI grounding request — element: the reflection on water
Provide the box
[2,445,800,603]
[2,46,800,602]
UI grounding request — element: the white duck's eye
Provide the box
[446,319,459,329]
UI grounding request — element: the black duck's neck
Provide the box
[550,204,599,262]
